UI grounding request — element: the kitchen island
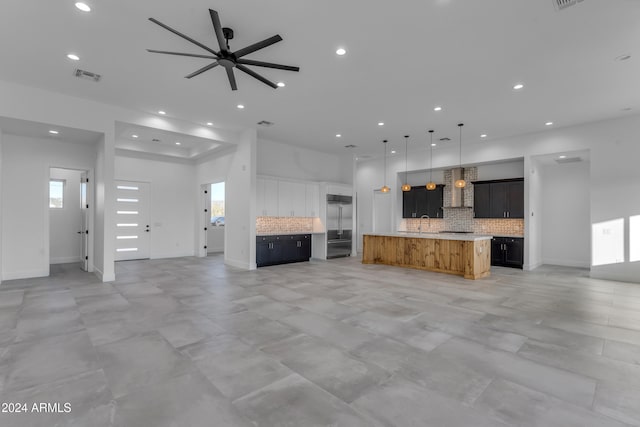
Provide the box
[362,232,492,280]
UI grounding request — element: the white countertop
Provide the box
[365,232,493,241]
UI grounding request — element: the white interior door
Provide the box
[80,172,89,271]
[115,181,150,261]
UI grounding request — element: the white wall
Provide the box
[197,130,257,269]
[356,114,640,282]
[115,153,197,259]
[49,168,83,264]
[526,157,543,270]
[257,138,353,184]
[1,135,97,280]
[0,128,3,283]
[540,161,590,268]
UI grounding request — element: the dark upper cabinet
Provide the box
[402,186,443,218]
[473,178,524,218]
[473,183,491,218]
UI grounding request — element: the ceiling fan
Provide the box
[147,9,300,91]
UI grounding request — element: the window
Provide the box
[210,182,225,226]
[49,180,65,208]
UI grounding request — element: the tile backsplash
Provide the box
[400,217,524,237]
[256,217,314,234]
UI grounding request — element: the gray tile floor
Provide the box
[1,255,640,426]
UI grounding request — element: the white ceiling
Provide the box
[0,0,638,158]
[115,122,228,160]
[0,117,103,144]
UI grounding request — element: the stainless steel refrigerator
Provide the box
[326,194,353,258]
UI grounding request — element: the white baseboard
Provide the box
[524,261,543,271]
[50,256,81,264]
[2,268,49,281]
[224,257,251,270]
[542,258,590,269]
[93,266,104,281]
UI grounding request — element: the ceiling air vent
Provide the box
[152,138,161,142]
[553,0,584,11]
[555,157,582,164]
[344,144,357,148]
[257,120,274,127]
[74,68,101,82]
[439,137,451,142]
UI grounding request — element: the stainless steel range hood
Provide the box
[448,168,472,208]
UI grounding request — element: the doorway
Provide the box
[48,167,90,271]
[114,180,151,261]
[205,182,225,254]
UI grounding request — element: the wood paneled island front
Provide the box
[362,233,492,280]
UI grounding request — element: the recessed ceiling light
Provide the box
[49,130,59,135]
[391,150,396,154]
[237,104,245,109]
[206,122,213,126]
[131,134,138,138]
[434,106,442,112]
[480,134,487,138]
[67,53,80,61]
[336,48,346,56]
[545,121,553,126]
[559,155,567,159]
[513,83,524,90]
[158,110,166,115]
[276,82,285,87]
[615,54,631,62]
[431,143,437,147]
[75,2,91,12]
[336,134,341,138]
[378,122,384,126]
[175,142,181,145]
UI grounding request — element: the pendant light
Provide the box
[426,130,436,190]
[381,139,390,193]
[454,123,466,188]
[401,135,411,192]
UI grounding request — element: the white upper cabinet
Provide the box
[257,178,279,216]
[305,183,320,217]
[278,181,306,217]
[257,177,326,218]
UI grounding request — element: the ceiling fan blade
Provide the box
[208,9,229,53]
[147,49,218,60]
[149,18,219,57]
[237,59,299,72]
[236,64,277,89]
[226,67,238,91]
[185,61,220,79]
[233,35,283,59]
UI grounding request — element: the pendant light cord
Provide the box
[404,135,409,184]
[383,140,387,188]
[458,123,464,169]
[429,130,434,182]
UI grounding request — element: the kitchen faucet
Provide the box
[418,215,430,234]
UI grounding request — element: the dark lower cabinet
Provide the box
[491,237,524,269]
[257,234,311,267]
